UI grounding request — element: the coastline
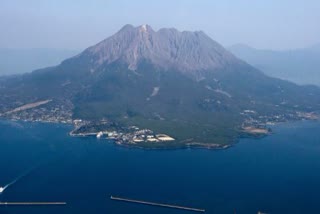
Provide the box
[68,123,266,151]
[1,117,318,151]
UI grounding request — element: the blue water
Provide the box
[0,120,320,214]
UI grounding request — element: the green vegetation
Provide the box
[1,56,319,148]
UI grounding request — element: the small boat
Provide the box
[0,187,4,193]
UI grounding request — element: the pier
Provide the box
[110,196,205,212]
[0,202,66,206]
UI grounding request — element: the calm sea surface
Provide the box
[0,120,320,214]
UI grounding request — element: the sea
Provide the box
[0,119,320,214]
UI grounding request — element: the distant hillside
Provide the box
[229,44,320,86]
[0,48,79,76]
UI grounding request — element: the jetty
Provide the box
[0,202,66,206]
[110,196,205,212]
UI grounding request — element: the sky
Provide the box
[1,0,320,51]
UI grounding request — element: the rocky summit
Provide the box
[75,24,244,79]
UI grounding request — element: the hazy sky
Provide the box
[1,0,320,51]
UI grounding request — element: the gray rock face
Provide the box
[80,24,242,77]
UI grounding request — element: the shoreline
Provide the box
[1,117,319,151]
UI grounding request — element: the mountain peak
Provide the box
[119,24,153,33]
[80,24,242,77]
[139,24,152,32]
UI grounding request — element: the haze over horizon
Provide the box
[1,0,320,51]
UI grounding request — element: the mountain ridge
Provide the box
[68,24,245,80]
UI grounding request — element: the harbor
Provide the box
[110,196,205,212]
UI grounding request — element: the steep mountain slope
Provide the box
[229,44,320,86]
[73,24,244,80]
[0,25,319,147]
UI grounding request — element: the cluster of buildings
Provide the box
[71,121,175,145]
[0,100,73,124]
[241,109,319,135]
[97,128,175,144]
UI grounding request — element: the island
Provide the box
[1,25,320,149]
